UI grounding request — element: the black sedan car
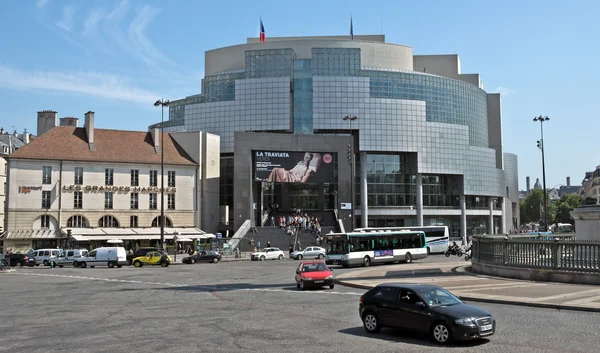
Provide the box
[182,251,222,264]
[359,284,495,344]
[2,253,36,267]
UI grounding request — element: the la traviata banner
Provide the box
[254,151,336,183]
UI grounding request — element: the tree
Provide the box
[553,194,581,224]
[520,189,544,224]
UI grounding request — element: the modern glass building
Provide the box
[152,35,519,239]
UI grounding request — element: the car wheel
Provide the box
[278,255,283,260]
[126,259,132,266]
[73,262,79,267]
[318,254,324,259]
[16,262,22,267]
[90,266,95,268]
[260,256,266,261]
[108,262,115,269]
[427,247,431,255]
[298,254,303,260]
[80,262,87,268]
[300,280,305,290]
[405,252,412,263]
[432,322,452,344]
[43,260,49,266]
[329,284,334,289]
[213,258,219,263]
[191,259,196,264]
[133,261,142,268]
[363,256,371,267]
[59,265,64,268]
[117,265,123,268]
[362,312,381,333]
[160,261,169,267]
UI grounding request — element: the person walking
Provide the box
[271,216,275,227]
[257,240,261,250]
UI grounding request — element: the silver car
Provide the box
[290,246,326,260]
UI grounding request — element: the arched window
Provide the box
[151,216,172,227]
[99,215,119,227]
[67,215,89,228]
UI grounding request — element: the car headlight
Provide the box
[325,275,333,280]
[455,318,475,326]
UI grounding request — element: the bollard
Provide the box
[50,261,54,269]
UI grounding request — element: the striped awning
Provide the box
[2,229,58,239]
[69,227,215,241]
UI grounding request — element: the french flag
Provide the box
[260,18,265,42]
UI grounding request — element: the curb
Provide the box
[335,279,600,313]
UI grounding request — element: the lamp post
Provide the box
[173,231,179,262]
[343,115,357,230]
[533,115,550,232]
[154,99,170,250]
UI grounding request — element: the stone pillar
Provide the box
[500,197,506,234]
[460,194,467,244]
[416,173,424,226]
[488,197,494,235]
[360,151,368,228]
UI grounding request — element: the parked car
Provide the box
[182,251,222,264]
[126,247,162,266]
[132,251,172,267]
[295,260,335,290]
[73,247,127,268]
[359,284,496,344]
[2,253,36,267]
[32,249,63,266]
[290,246,326,260]
[251,247,285,261]
[52,249,89,267]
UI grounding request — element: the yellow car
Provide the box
[132,251,172,267]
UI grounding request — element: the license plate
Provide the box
[480,324,492,331]
[314,280,324,283]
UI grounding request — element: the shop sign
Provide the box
[18,186,42,194]
[62,185,176,193]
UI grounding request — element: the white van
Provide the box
[73,247,127,268]
[32,249,63,266]
[52,249,89,267]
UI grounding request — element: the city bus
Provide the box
[354,226,450,254]
[325,230,427,267]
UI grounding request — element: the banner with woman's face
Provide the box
[254,151,336,183]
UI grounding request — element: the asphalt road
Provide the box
[1,256,598,353]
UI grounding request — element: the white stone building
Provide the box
[1,111,219,254]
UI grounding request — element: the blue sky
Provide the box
[0,0,598,189]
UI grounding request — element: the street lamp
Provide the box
[533,115,550,231]
[173,231,179,262]
[154,99,170,250]
[343,115,358,230]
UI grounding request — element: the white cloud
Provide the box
[56,4,76,32]
[0,64,160,104]
[495,86,516,96]
[127,5,175,68]
[36,0,50,8]
[82,9,106,36]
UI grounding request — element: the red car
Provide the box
[295,260,335,290]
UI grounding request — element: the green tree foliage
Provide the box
[520,189,544,224]
[520,190,581,225]
[554,194,581,223]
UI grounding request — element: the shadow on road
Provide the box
[338,327,490,348]
[119,282,294,293]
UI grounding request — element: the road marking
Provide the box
[17,272,187,287]
[445,282,548,291]
[240,288,362,296]
[530,288,600,302]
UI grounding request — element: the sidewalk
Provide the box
[335,262,600,312]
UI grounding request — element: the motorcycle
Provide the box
[444,246,463,257]
[464,246,472,261]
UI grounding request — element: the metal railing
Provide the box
[227,220,251,251]
[473,235,600,273]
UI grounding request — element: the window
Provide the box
[130,215,138,227]
[105,192,113,209]
[88,251,97,257]
[99,215,119,227]
[131,169,139,186]
[130,193,139,209]
[152,216,172,227]
[74,167,83,185]
[168,194,175,210]
[42,166,52,184]
[168,171,176,187]
[74,191,83,209]
[67,215,89,227]
[40,215,50,228]
[149,193,157,209]
[150,170,158,187]
[42,191,51,208]
[105,168,114,185]
[372,287,399,301]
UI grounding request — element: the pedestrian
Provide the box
[267,241,271,247]
[271,216,275,227]
[257,240,261,250]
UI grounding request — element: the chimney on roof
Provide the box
[149,126,160,154]
[526,176,530,194]
[0,128,4,134]
[84,111,95,151]
[566,177,571,187]
[60,117,79,127]
[23,129,30,144]
[37,110,58,136]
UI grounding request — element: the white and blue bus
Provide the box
[354,226,450,254]
[325,230,427,267]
